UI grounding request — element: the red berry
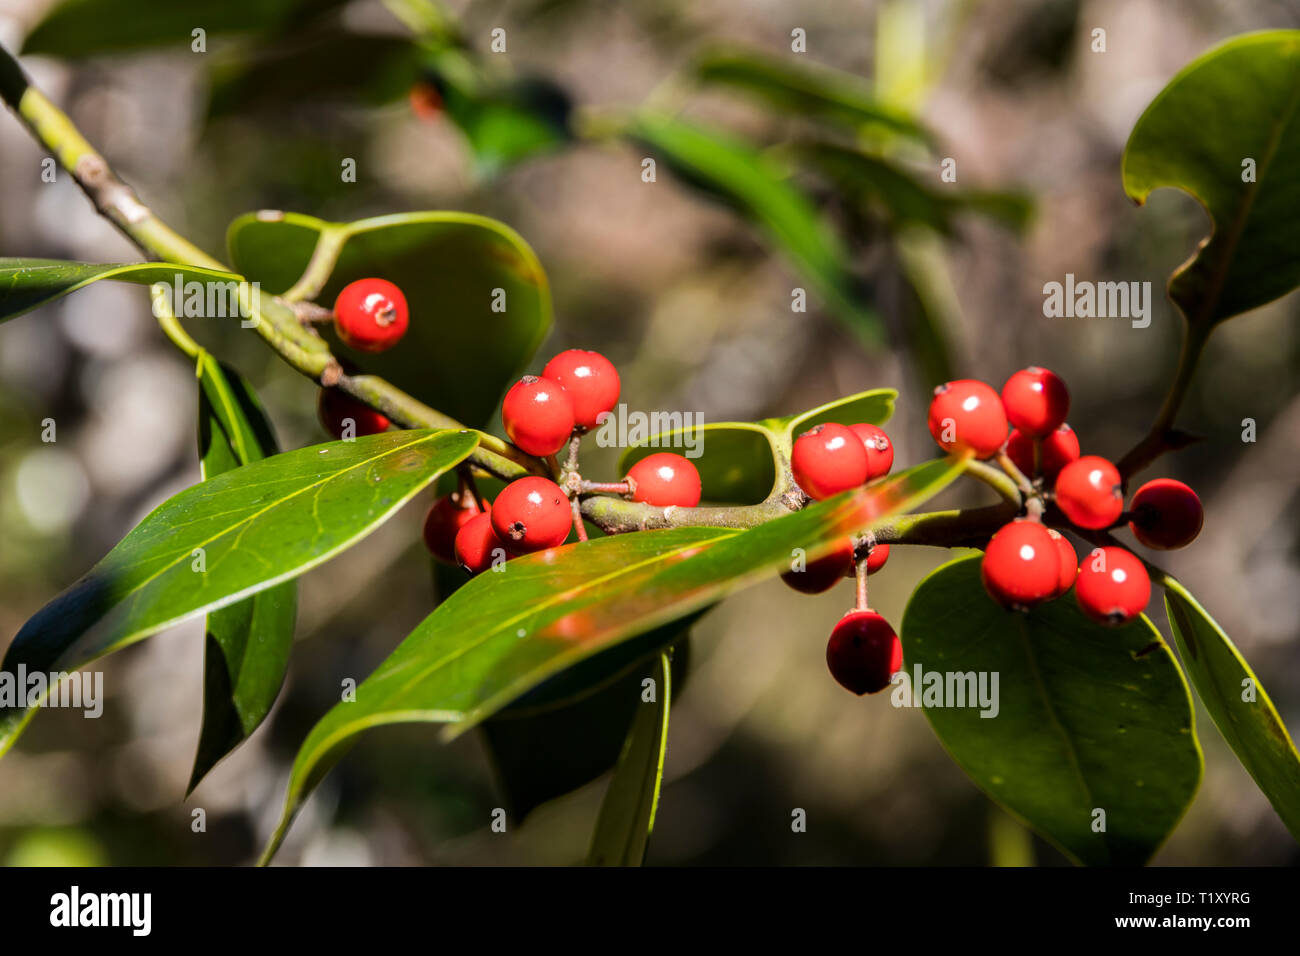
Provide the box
[781,539,853,594]
[409,81,442,121]
[1076,546,1150,626]
[792,423,870,500]
[317,388,389,439]
[863,543,890,574]
[1128,478,1203,550]
[826,610,903,695]
[423,493,486,564]
[491,476,572,554]
[333,278,409,352]
[455,512,509,575]
[1047,528,1077,597]
[927,380,1008,459]
[1006,424,1080,482]
[626,452,702,507]
[849,423,894,479]
[1001,367,1069,439]
[542,349,621,431]
[502,375,576,457]
[980,519,1061,610]
[1054,455,1123,529]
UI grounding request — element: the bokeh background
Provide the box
[1,0,1298,866]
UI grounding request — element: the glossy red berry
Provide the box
[849,423,894,479]
[1005,424,1080,482]
[1076,546,1150,626]
[317,388,389,439]
[1128,478,1203,550]
[626,452,702,507]
[491,476,572,554]
[792,423,870,500]
[542,349,621,430]
[1001,366,1069,439]
[333,278,409,352]
[826,610,903,695]
[1054,455,1123,529]
[864,543,890,574]
[454,512,509,575]
[1047,528,1077,597]
[981,519,1061,610]
[781,539,853,594]
[927,379,1008,459]
[502,375,576,457]
[423,493,487,564]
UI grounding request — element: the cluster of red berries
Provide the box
[928,367,1203,626]
[417,349,704,575]
[782,420,901,695]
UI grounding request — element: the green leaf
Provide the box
[260,454,966,862]
[0,428,476,758]
[618,388,896,505]
[587,653,672,866]
[901,556,1202,865]
[189,353,297,792]
[0,258,244,324]
[227,211,551,426]
[795,142,1032,234]
[1163,577,1300,841]
[483,627,690,821]
[22,0,344,57]
[692,48,931,143]
[1123,30,1300,326]
[624,114,883,349]
[208,31,425,118]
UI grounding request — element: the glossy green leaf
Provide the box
[22,0,344,56]
[618,388,896,505]
[1123,30,1300,326]
[692,48,930,143]
[0,258,243,324]
[0,429,476,758]
[227,211,551,426]
[484,627,690,822]
[189,353,296,793]
[260,454,966,862]
[1164,578,1300,841]
[587,653,671,866]
[625,114,883,348]
[901,556,1202,866]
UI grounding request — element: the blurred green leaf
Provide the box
[0,429,476,759]
[22,0,346,57]
[796,142,1032,234]
[901,556,1202,866]
[1164,578,1300,841]
[261,455,966,862]
[692,47,931,143]
[625,114,884,349]
[1123,30,1300,326]
[768,386,896,434]
[227,211,551,426]
[207,31,425,118]
[0,258,242,324]
[587,652,671,866]
[189,353,296,793]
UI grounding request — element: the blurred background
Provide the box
[1,0,1298,866]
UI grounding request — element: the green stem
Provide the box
[1116,321,1212,480]
[964,460,1022,507]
